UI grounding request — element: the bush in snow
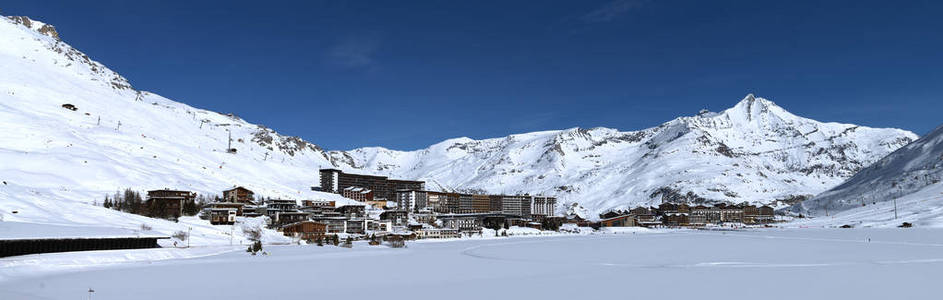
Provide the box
[242,226,262,242]
[172,230,188,241]
[247,240,263,254]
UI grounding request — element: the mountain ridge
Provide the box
[330,94,917,215]
[796,123,943,222]
[0,15,919,222]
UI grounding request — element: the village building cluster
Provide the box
[585,202,775,228]
[142,169,779,244]
[145,169,559,243]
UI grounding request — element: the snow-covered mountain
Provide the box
[0,15,351,243]
[331,95,917,215]
[794,124,943,227]
[0,14,919,233]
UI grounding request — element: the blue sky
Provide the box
[4,1,942,150]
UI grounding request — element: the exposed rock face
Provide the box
[6,15,130,91]
[7,16,60,41]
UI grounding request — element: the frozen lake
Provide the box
[2,228,942,300]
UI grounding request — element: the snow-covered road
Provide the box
[2,229,942,300]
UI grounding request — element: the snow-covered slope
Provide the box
[331,95,917,215]
[0,14,919,234]
[0,16,353,243]
[794,124,943,227]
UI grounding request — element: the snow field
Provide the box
[2,228,942,300]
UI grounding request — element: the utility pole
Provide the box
[894,198,898,220]
[895,184,902,220]
[115,121,121,131]
[227,130,232,150]
[187,226,192,248]
[96,116,100,126]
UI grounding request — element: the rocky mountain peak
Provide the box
[6,16,60,41]
[729,93,778,121]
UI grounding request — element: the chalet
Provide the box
[526,222,543,230]
[207,202,244,216]
[379,210,409,227]
[265,199,298,218]
[687,213,707,226]
[690,205,712,223]
[345,219,366,234]
[407,223,425,232]
[506,218,530,228]
[749,205,775,224]
[564,214,594,227]
[337,204,366,219]
[412,211,436,224]
[564,214,585,224]
[629,206,653,216]
[415,227,460,239]
[146,189,195,218]
[300,205,334,217]
[758,205,774,216]
[242,205,265,217]
[662,213,690,227]
[302,200,335,208]
[692,204,744,224]
[600,215,636,227]
[367,219,393,233]
[741,204,760,224]
[658,203,691,215]
[600,210,623,219]
[311,217,348,233]
[438,215,483,232]
[383,233,413,247]
[281,221,327,240]
[222,186,255,204]
[209,208,237,225]
[630,206,657,224]
[274,211,310,226]
[717,203,744,223]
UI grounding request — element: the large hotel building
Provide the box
[319,169,425,202]
[320,169,556,218]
